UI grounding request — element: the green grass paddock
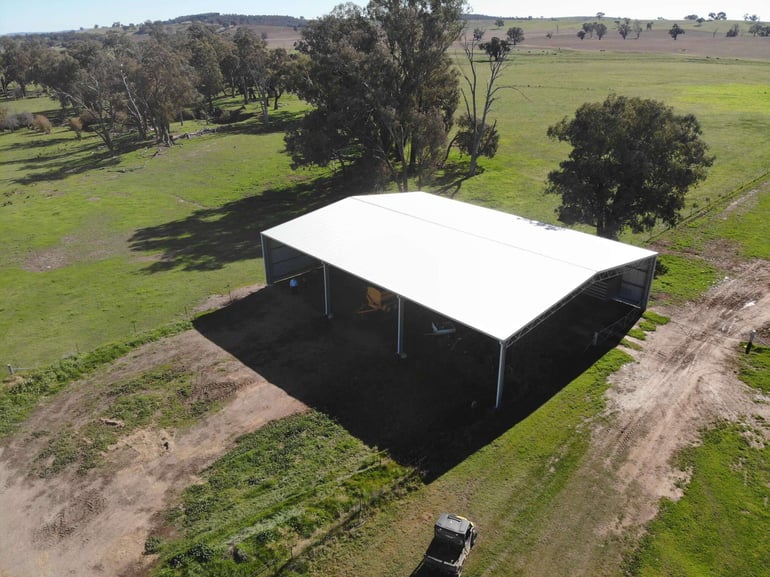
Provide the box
[2,48,769,367]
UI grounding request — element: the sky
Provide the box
[0,0,765,35]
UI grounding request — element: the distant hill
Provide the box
[163,13,308,28]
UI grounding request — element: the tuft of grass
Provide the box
[737,345,770,393]
[621,338,644,351]
[643,310,670,326]
[627,327,647,341]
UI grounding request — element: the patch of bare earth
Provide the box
[521,28,770,60]
[0,292,306,577]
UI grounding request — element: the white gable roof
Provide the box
[261,192,656,342]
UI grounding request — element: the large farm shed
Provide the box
[261,192,657,408]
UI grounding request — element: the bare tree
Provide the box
[61,52,123,151]
[454,35,508,176]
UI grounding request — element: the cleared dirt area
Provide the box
[0,322,306,577]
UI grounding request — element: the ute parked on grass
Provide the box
[423,513,478,575]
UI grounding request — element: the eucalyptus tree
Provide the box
[595,22,608,39]
[506,26,525,45]
[479,36,511,61]
[617,18,632,39]
[546,95,714,240]
[51,40,125,151]
[669,23,685,39]
[185,22,225,112]
[134,39,198,145]
[35,49,80,120]
[286,0,464,190]
[0,36,44,97]
[232,28,270,117]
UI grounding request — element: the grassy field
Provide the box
[0,95,331,367]
[2,47,769,368]
[2,28,770,577]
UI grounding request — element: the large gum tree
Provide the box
[286,0,464,190]
[546,94,714,240]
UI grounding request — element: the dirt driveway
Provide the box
[512,258,770,576]
[1,261,768,577]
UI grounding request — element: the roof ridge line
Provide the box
[351,194,599,273]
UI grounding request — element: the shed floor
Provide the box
[196,267,640,477]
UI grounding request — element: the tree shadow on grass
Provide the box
[431,159,480,198]
[193,108,305,138]
[6,135,153,184]
[0,134,75,152]
[128,174,353,273]
[12,146,134,184]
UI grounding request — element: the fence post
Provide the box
[746,330,756,354]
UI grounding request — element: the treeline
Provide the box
[0,23,302,149]
[2,0,501,191]
[165,13,308,28]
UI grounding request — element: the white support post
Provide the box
[641,256,656,311]
[397,295,406,358]
[323,263,332,318]
[495,340,507,409]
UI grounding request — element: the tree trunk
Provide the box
[261,96,269,124]
[469,155,479,176]
[96,119,114,152]
[596,219,620,240]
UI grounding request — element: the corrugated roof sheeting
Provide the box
[261,192,656,342]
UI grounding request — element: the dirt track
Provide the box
[509,258,770,576]
[0,323,306,577]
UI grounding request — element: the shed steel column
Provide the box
[322,263,332,318]
[495,340,508,409]
[396,295,406,358]
[641,256,657,312]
